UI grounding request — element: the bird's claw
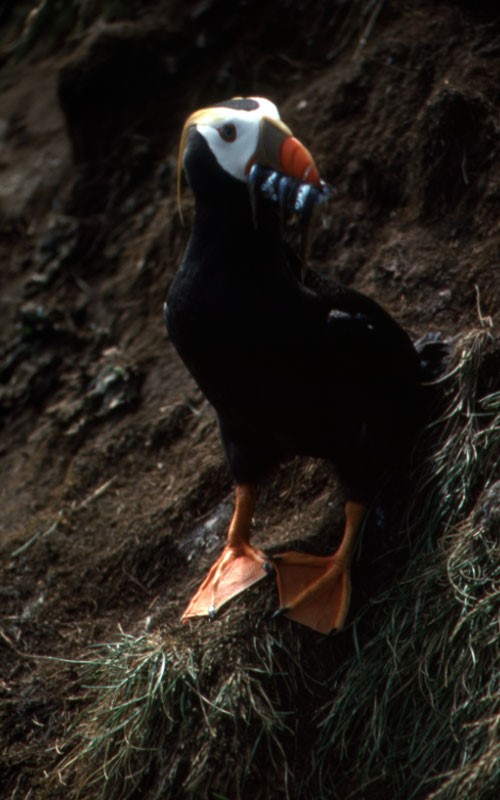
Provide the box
[271,606,289,620]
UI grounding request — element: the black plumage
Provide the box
[167,129,420,497]
[165,100,425,633]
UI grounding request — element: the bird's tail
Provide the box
[415,331,453,383]
[414,331,453,425]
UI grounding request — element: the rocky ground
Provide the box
[0,1,498,798]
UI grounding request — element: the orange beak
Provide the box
[251,117,321,186]
[279,136,321,186]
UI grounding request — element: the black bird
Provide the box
[165,97,422,634]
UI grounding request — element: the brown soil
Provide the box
[0,1,498,798]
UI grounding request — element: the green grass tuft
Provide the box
[58,633,200,799]
[58,626,318,800]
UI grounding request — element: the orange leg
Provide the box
[182,484,273,622]
[272,500,367,634]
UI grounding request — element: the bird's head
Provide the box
[177,96,322,220]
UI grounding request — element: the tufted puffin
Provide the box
[165,96,422,634]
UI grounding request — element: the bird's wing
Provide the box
[323,307,394,387]
[304,269,419,380]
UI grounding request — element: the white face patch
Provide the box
[188,97,281,183]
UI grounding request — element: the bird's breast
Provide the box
[167,262,328,417]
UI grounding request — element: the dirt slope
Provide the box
[0,1,498,798]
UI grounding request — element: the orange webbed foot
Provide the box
[181,543,273,622]
[272,501,366,634]
[272,551,352,634]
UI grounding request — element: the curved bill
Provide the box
[251,117,321,186]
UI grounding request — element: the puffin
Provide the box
[165,96,422,634]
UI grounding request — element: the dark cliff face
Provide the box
[0,2,498,799]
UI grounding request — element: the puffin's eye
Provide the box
[218,123,237,142]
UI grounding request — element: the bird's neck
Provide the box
[187,195,286,277]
